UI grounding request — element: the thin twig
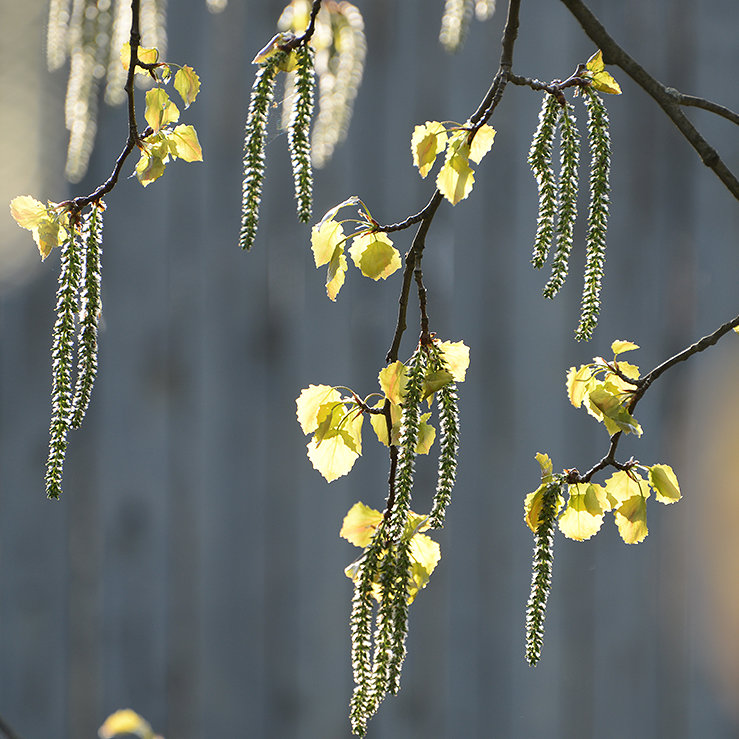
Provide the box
[574,313,739,482]
[665,88,739,126]
[559,0,739,199]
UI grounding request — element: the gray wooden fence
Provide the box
[1,1,738,737]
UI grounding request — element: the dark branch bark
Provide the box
[559,0,739,199]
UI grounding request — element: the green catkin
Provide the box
[288,45,315,222]
[239,53,283,250]
[428,347,460,528]
[576,88,611,341]
[46,227,82,499]
[543,102,580,298]
[70,203,103,428]
[386,539,411,695]
[525,481,561,665]
[528,94,560,269]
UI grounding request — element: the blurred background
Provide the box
[1,1,738,737]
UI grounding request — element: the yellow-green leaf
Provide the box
[307,434,359,482]
[437,340,470,382]
[135,138,170,187]
[468,124,496,164]
[379,361,408,405]
[174,65,200,108]
[9,195,47,230]
[348,232,401,280]
[524,483,564,532]
[422,369,454,400]
[648,464,681,504]
[296,384,342,433]
[340,501,384,548]
[436,146,475,205]
[611,339,639,356]
[120,42,159,74]
[584,50,622,95]
[325,246,347,301]
[369,400,401,447]
[558,483,608,541]
[604,470,649,508]
[98,709,154,739]
[407,533,441,603]
[535,452,553,482]
[145,88,180,133]
[311,219,345,267]
[566,364,594,408]
[588,385,642,436]
[411,121,447,178]
[167,124,203,162]
[416,412,436,454]
[9,196,69,259]
[614,495,648,543]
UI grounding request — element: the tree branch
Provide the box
[559,0,739,199]
[666,89,739,126]
[574,313,739,483]
[0,712,24,739]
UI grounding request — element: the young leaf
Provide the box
[120,42,159,74]
[369,400,402,447]
[135,136,170,186]
[348,232,401,280]
[648,464,681,504]
[421,369,454,400]
[566,364,595,408]
[604,470,649,508]
[99,709,155,739]
[436,340,470,382]
[415,413,436,455]
[558,483,608,541]
[340,501,384,548]
[535,452,553,482]
[584,50,622,95]
[307,433,360,482]
[311,219,345,266]
[9,196,69,260]
[174,65,201,108]
[411,121,448,178]
[144,88,180,134]
[524,483,565,532]
[167,124,203,162]
[613,495,648,543]
[379,361,408,405]
[436,142,475,205]
[406,533,441,602]
[296,384,342,433]
[325,246,348,301]
[588,385,642,436]
[611,339,639,356]
[468,124,496,164]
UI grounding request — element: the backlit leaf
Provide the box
[584,50,622,95]
[524,484,565,532]
[9,196,69,259]
[436,144,475,205]
[120,42,159,74]
[422,369,454,399]
[167,124,203,162]
[369,400,402,447]
[588,385,642,435]
[296,384,342,433]
[307,433,359,482]
[411,121,447,178]
[604,470,648,508]
[340,501,384,548]
[558,483,607,541]
[407,533,441,603]
[174,65,200,108]
[325,246,347,301]
[535,452,553,482]
[135,137,170,186]
[648,464,681,504]
[415,412,436,454]
[468,124,496,164]
[611,339,639,355]
[566,364,594,408]
[145,88,180,133]
[311,219,345,266]
[348,232,401,280]
[614,495,648,543]
[437,340,470,382]
[98,708,154,739]
[379,361,408,405]
[252,32,294,64]
[9,195,47,230]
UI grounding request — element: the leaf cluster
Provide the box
[411,121,496,205]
